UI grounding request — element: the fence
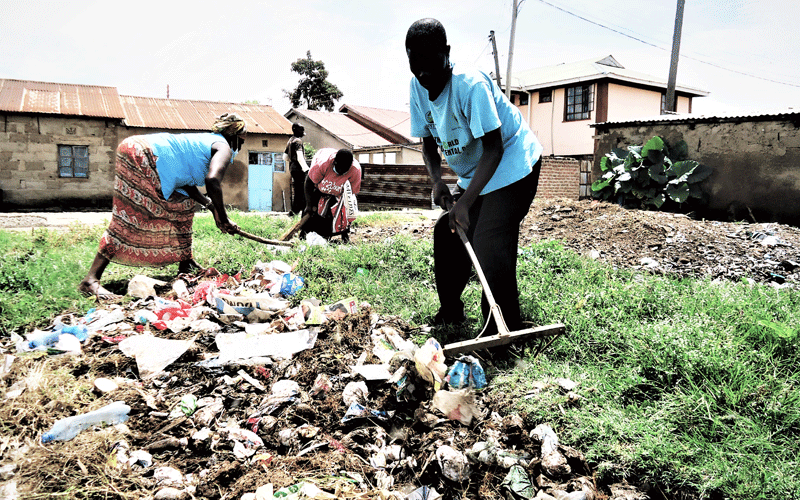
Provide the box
[359,157,584,209]
[359,163,458,209]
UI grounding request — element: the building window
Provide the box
[373,153,384,164]
[384,152,397,164]
[58,145,89,178]
[358,153,370,163]
[250,151,286,172]
[519,93,529,106]
[539,89,552,103]
[565,84,593,121]
[273,153,285,172]
[261,140,269,147]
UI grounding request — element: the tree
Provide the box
[284,51,343,111]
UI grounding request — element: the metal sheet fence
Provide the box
[359,163,458,209]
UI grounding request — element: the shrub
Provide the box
[591,136,713,209]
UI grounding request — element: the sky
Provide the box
[2,0,799,117]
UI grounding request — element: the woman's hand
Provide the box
[216,218,239,234]
[432,179,453,210]
[448,200,469,234]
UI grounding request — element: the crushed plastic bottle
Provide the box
[41,400,131,443]
[26,324,89,350]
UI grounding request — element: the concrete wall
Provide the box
[606,83,690,121]
[593,116,800,224]
[287,114,349,152]
[529,89,595,157]
[355,146,423,165]
[0,113,121,208]
[0,113,290,211]
[521,85,692,157]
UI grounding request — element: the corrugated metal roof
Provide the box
[120,96,292,134]
[591,109,800,127]
[339,104,413,143]
[0,78,126,118]
[287,109,392,148]
[510,55,708,97]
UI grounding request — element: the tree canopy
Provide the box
[284,51,343,112]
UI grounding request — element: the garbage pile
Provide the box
[3,260,644,500]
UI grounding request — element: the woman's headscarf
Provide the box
[212,113,247,137]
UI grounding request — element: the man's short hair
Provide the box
[334,149,354,172]
[292,123,304,135]
[405,18,448,51]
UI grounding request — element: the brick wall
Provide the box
[536,156,580,200]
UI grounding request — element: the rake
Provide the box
[441,223,565,356]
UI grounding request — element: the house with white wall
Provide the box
[506,55,708,159]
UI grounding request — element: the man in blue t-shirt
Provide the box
[406,18,543,335]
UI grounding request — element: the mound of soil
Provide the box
[353,199,800,288]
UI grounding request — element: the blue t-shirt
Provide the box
[409,65,542,195]
[146,133,231,200]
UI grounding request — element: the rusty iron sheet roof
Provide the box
[287,109,393,148]
[0,79,126,118]
[339,104,413,143]
[120,95,292,135]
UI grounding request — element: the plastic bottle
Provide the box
[41,401,131,443]
[26,324,89,349]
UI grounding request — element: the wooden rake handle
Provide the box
[233,228,293,247]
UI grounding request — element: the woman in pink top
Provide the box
[302,148,361,242]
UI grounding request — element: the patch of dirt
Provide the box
[353,199,800,288]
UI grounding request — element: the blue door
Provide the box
[248,153,274,211]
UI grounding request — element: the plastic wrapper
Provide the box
[405,486,442,500]
[279,273,305,296]
[435,445,471,482]
[214,329,317,363]
[255,380,300,416]
[213,293,288,317]
[127,275,167,298]
[351,364,392,380]
[119,334,196,380]
[432,389,479,426]
[310,373,332,397]
[501,465,536,499]
[414,338,447,389]
[340,402,394,424]
[445,355,487,390]
[342,381,369,406]
[531,424,571,476]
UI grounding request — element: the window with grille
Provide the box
[250,151,286,172]
[58,145,89,178]
[519,92,529,105]
[565,84,594,121]
[539,89,552,103]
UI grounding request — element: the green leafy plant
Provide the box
[591,136,713,209]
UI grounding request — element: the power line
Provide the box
[534,0,800,89]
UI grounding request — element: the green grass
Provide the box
[2,210,799,499]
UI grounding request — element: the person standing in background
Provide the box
[284,123,309,215]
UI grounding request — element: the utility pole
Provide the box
[489,31,502,89]
[166,84,170,99]
[665,0,685,113]
[505,0,519,99]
